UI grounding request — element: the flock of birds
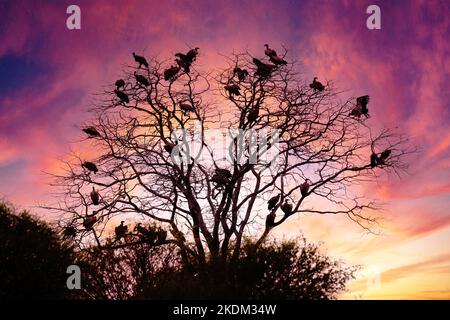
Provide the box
[64,45,392,239]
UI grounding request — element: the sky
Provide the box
[0,0,449,299]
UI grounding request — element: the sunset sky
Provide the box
[0,0,449,299]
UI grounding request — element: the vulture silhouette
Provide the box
[114,89,129,103]
[164,65,180,81]
[115,221,128,240]
[267,193,281,210]
[264,44,277,58]
[269,54,287,66]
[224,84,241,96]
[309,77,325,92]
[82,127,100,137]
[185,47,199,62]
[175,58,191,73]
[233,67,249,81]
[356,95,370,118]
[63,226,77,238]
[370,153,378,168]
[281,200,293,216]
[247,107,259,123]
[83,216,97,231]
[115,79,125,89]
[90,187,99,206]
[82,161,98,174]
[179,102,196,113]
[133,52,149,68]
[266,211,276,228]
[378,149,392,165]
[134,72,150,86]
[253,58,277,78]
[300,179,311,197]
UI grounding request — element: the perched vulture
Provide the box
[83,216,97,231]
[269,54,287,66]
[233,67,249,81]
[309,77,325,92]
[114,89,129,103]
[380,149,391,161]
[356,95,370,118]
[134,72,150,86]
[224,84,241,96]
[185,47,199,63]
[264,44,277,58]
[179,102,196,113]
[247,107,259,123]
[82,127,100,137]
[253,58,277,78]
[115,221,128,240]
[164,65,180,81]
[156,228,167,244]
[63,226,77,238]
[370,153,378,168]
[281,200,293,216]
[90,187,99,206]
[300,179,310,197]
[82,161,98,174]
[164,142,176,154]
[211,173,229,186]
[216,168,232,179]
[378,149,392,165]
[115,79,125,89]
[175,58,190,73]
[133,52,149,68]
[135,223,156,244]
[267,193,281,210]
[266,211,276,228]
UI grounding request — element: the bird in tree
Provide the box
[135,223,156,244]
[253,58,277,78]
[83,215,97,231]
[269,54,287,66]
[247,106,259,124]
[300,179,311,197]
[133,52,149,69]
[63,225,77,238]
[370,153,379,168]
[175,58,191,73]
[268,193,281,210]
[115,79,125,89]
[356,95,370,118]
[134,72,150,86]
[114,89,129,103]
[224,84,241,97]
[266,211,276,228]
[185,47,199,63]
[309,77,325,92]
[233,67,249,82]
[378,149,392,165]
[179,102,196,114]
[281,200,293,216]
[82,127,100,137]
[156,228,167,244]
[90,187,100,206]
[115,221,128,241]
[164,142,176,154]
[82,161,98,174]
[264,44,277,58]
[164,65,180,81]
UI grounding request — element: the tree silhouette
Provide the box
[49,46,410,267]
[75,237,356,300]
[0,201,75,299]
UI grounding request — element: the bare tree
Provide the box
[48,47,410,267]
